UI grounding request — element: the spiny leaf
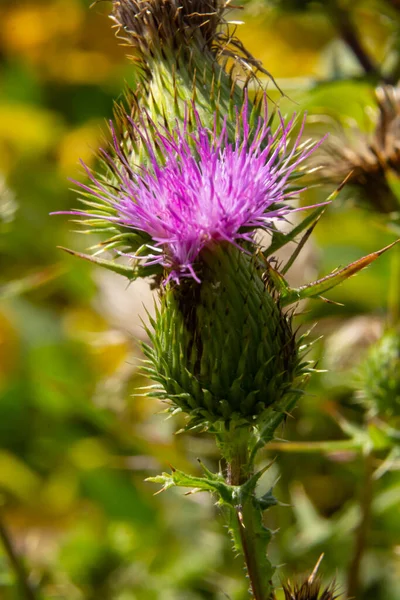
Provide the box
[58,246,139,279]
[240,460,276,500]
[146,467,235,504]
[262,259,291,295]
[281,239,400,307]
[258,488,279,511]
[266,177,348,259]
[266,204,327,257]
[250,394,301,462]
[281,206,326,275]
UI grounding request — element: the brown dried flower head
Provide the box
[278,556,340,600]
[281,579,339,600]
[111,0,230,54]
[317,85,400,213]
[109,0,273,88]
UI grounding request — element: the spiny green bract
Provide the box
[142,244,308,427]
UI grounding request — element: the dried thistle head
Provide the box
[109,0,273,90]
[111,0,228,53]
[278,555,340,600]
[316,85,400,213]
[281,579,339,600]
[99,0,283,158]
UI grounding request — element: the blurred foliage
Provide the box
[0,0,399,599]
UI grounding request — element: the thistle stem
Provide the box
[226,432,274,600]
[329,2,379,77]
[347,451,375,598]
[234,501,273,600]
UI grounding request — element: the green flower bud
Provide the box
[143,244,307,427]
[358,329,400,419]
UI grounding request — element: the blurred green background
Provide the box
[0,0,399,598]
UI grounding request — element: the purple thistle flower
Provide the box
[64,102,323,283]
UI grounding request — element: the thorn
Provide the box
[308,553,324,584]
[283,411,295,419]
[237,509,245,528]
[337,170,353,192]
[184,488,199,496]
[319,296,345,306]
[168,463,176,472]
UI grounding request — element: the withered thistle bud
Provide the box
[108,0,268,133]
[315,85,400,213]
[278,555,339,600]
[281,579,339,600]
[112,0,227,56]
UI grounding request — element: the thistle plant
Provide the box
[316,85,400,214]
[56,1,398,597]
[358,328,400,421]
[109,0,268,137]
[305,70,400,597]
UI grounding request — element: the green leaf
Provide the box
[258,488,279,511]
[250,393,303,462]
[280,239,400,307]
[281,206,326,275]
[146,465,235,504]
[261,259,291,295]
[240,460,277,500]
[265,179,348,259]
[58,246,139,279]
[266,204,327,257]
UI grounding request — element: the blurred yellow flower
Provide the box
[0,104,64,171]
[2,0,83,54]
[58,121,105,174]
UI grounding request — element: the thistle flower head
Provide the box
[315,85,400,213]
[281,579,339,600]
[108,0,275,156]
[280,557,339,600]
[70,101,321,284]
[110,0,271,104]
[111,0,228,53]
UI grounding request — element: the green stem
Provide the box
[225,429,274,600]
[328,1,379,78]
[347,451,375,598]
[235,501,274,600]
